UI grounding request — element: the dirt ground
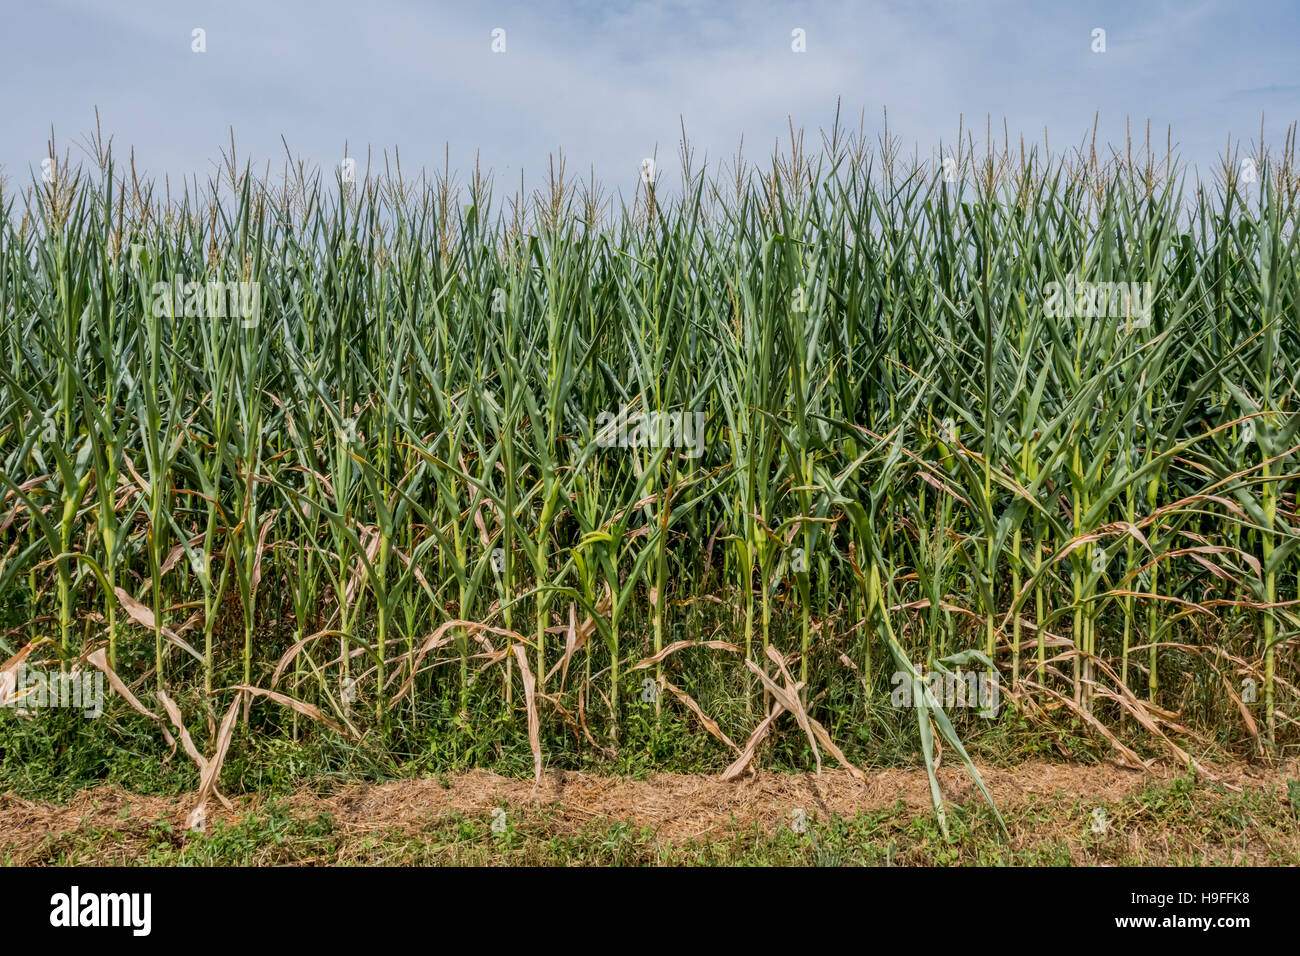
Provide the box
[280,760,1285,842]
[3,758,1298,864]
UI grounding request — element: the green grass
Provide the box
[0,683,1114,803]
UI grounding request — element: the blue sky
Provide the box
[2,0,1297,196]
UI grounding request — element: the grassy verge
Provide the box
[0,698,1113,803]
[5,771,1297,866]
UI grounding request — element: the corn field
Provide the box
[3,121,1300,812]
